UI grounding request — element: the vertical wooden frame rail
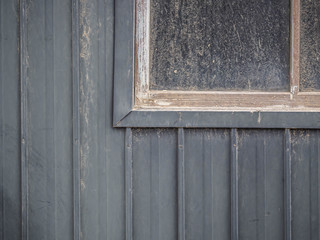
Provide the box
[290,0,300,94]
[114,0,320,128]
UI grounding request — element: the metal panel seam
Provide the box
[285,129,292,240]
[20,0,28,239]
[178,128,185,240]
[72,0,81,239]
[0,1,4,238]
[125,128,133,240]
[231,129,239,240]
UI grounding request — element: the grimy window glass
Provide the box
[300,0,320,91]
[149,0,290,91]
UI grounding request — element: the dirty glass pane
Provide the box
[149,0,290,91]
[300,0,320,91]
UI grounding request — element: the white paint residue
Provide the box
[136,0,150,99]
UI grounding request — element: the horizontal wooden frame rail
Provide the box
[114,0,320,128]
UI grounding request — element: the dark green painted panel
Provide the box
[150,0,290,91]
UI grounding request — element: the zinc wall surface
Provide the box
[0,0,319,239]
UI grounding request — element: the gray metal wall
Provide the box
[0,0,319,240]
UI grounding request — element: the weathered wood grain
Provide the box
[136,91,320,110]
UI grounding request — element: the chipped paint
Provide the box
[135,0,150,100]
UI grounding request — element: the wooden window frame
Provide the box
[114,0,320,128]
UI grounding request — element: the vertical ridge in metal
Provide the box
[310,132,319,240]
[125,128,133,240]
[72,0,81,239]
[178,128,185,240]
[285,129,292,240]
[231,129,239,240]
[316,134,320,240]
[150,133,160,240]
[20,0,28,239]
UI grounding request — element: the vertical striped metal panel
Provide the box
[237,130,285,240]
[1,1,320,240]
[132,129,177,240]
[127,129,315,240]
[184,129,231,240]
[78,0,125,239]
[0,0,21,239]
[291,130,320,240]
[24,0,73,239]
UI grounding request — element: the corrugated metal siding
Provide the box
[0,0,320,240]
